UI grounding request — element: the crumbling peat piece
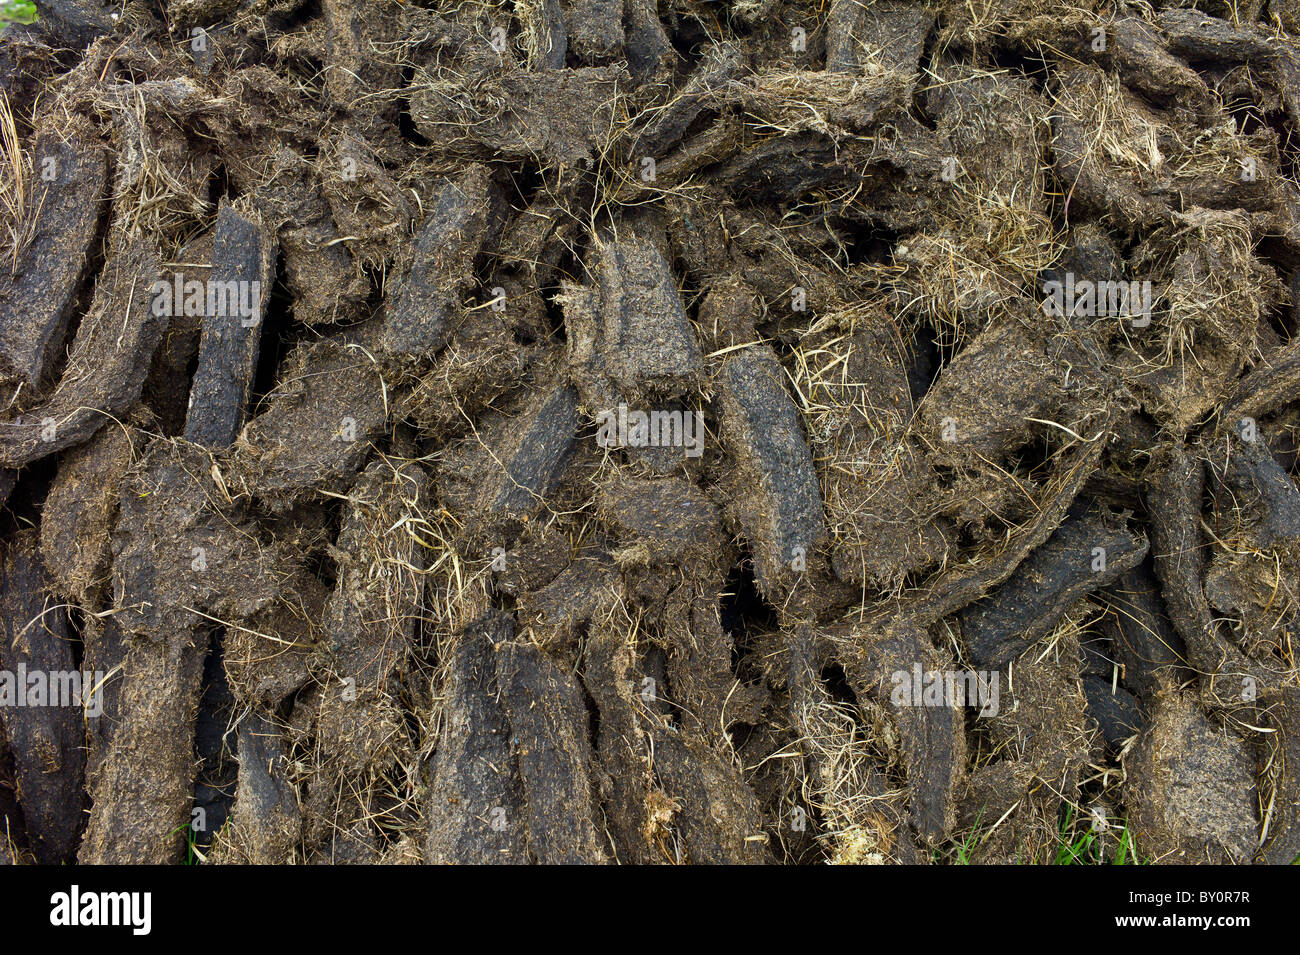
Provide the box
[1222,336,1300,429]
[961,635,1096,865]
[513,0,566,70]
[184,203,276,449]
[0,121,106,400]
[919,315,1076,470]
[495,640,608,864]
[322,457,431,692]
[833,619,967,846]
[562,0,621,65]
[624,42,744,161]
[1096,16,1218,116]
[0,716,31,864]
[78,614,128,782]
[515,550,621,653]
[581,616,661,864]
[961,502,1149,671]
[440,379,582,548]
[111,439,297,639]
[1121,213,1281,436]
[1256,687,1300,865]
[1144,440,1269,710]
[1050,66,1281,235]
[793,309,948,591]
[408,63,627,170]
[221,569,323,708]
[0,531,84,865]
[785,627,923,865]
[425,615,529,864]
[1204,429,1300,667]
[230,339,389,511]
[658,578,761,748]
[426,611,609,864]
[394,307,542,441]
[837,430,1110,655]
[648,717,771,864]
[423,597,616,867]
[1209,427,1300,550]
[209,710,300,865]
[1124,692,1258,864]
[40,419,139,608]
[1096,565,1191,700]
[564,225,702,407]
[483,384,581,520]
[318,0,405,146]
[1156,8,1276,66]
[82,438,298,864]
[596,475,724,565]
[0,242,163,469]
[827,0,932,80]
[925,63,1049,212]
[0,34,56,118]
[381,166,503,359]
[78,634,207,865]
[238,147,366,329]
[288,679,415,864]
[715,346,826,598]
[18,0,116,48]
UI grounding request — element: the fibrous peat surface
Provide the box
[0,0,1299,865]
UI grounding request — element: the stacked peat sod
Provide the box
[0,0,1299,865]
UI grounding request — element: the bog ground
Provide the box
[0,0,1299,865]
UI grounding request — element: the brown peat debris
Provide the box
[0,0,1297,868]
